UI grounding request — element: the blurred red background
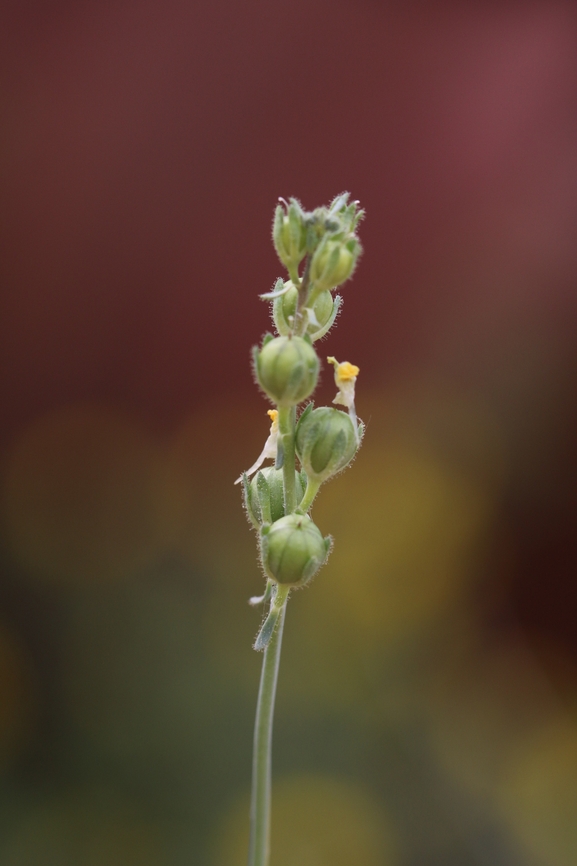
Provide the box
[1,1,577,863]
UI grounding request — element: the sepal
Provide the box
[247,466,305,525]
[260,277,291,301]
[272,283,336,340]
[309,295,342,342]
[242,472,260,528]
[309,235,361,293]
[272,199,307,275]
[253,584,291,651]
[249,578,274,607]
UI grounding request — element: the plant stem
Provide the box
[278,406,297,514]
[294,256,311,335]
[250,276,300,864]
[248,585,290,866]
[298,477,321,514]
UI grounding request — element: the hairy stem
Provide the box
[278,405,297,514]
[248,585,290,866]
[298,477,321,514]
[294,256,311,336]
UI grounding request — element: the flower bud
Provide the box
[296,406,358,483]
[273,284,334,337]
[255,336,319,407]
[247,467,305,525]
[261,513,330,587]
[309,236,360,291]
[272,201,307,272]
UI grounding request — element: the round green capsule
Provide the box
[272,202,307,271]
[296,406,358,483]
[255,335,319,407]
[310,238,359,291]
[261,513,330,587]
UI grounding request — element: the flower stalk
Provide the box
[239,194,365,866]
[278,406,297,515]
[248,589,288,866]
[297,477,321,514]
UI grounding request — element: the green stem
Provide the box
[298,477,321,514]
[248,585,290,866]
[294,257,311,336]
[278,406,297,514]
[287,265,301,289]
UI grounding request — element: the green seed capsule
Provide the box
[255,336,319,407]
[272,202,307,271]
[261,513,330,587]
[310,237,360,291]
[247,467,305,525]
[273,285,334,337]
[296,406,358,483]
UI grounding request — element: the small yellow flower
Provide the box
[235,410,279,484]
[327,356,360,439]
[327,357,359,409]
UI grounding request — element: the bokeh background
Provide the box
[1,1,577,863]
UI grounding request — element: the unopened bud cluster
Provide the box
[238,194,364,640]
